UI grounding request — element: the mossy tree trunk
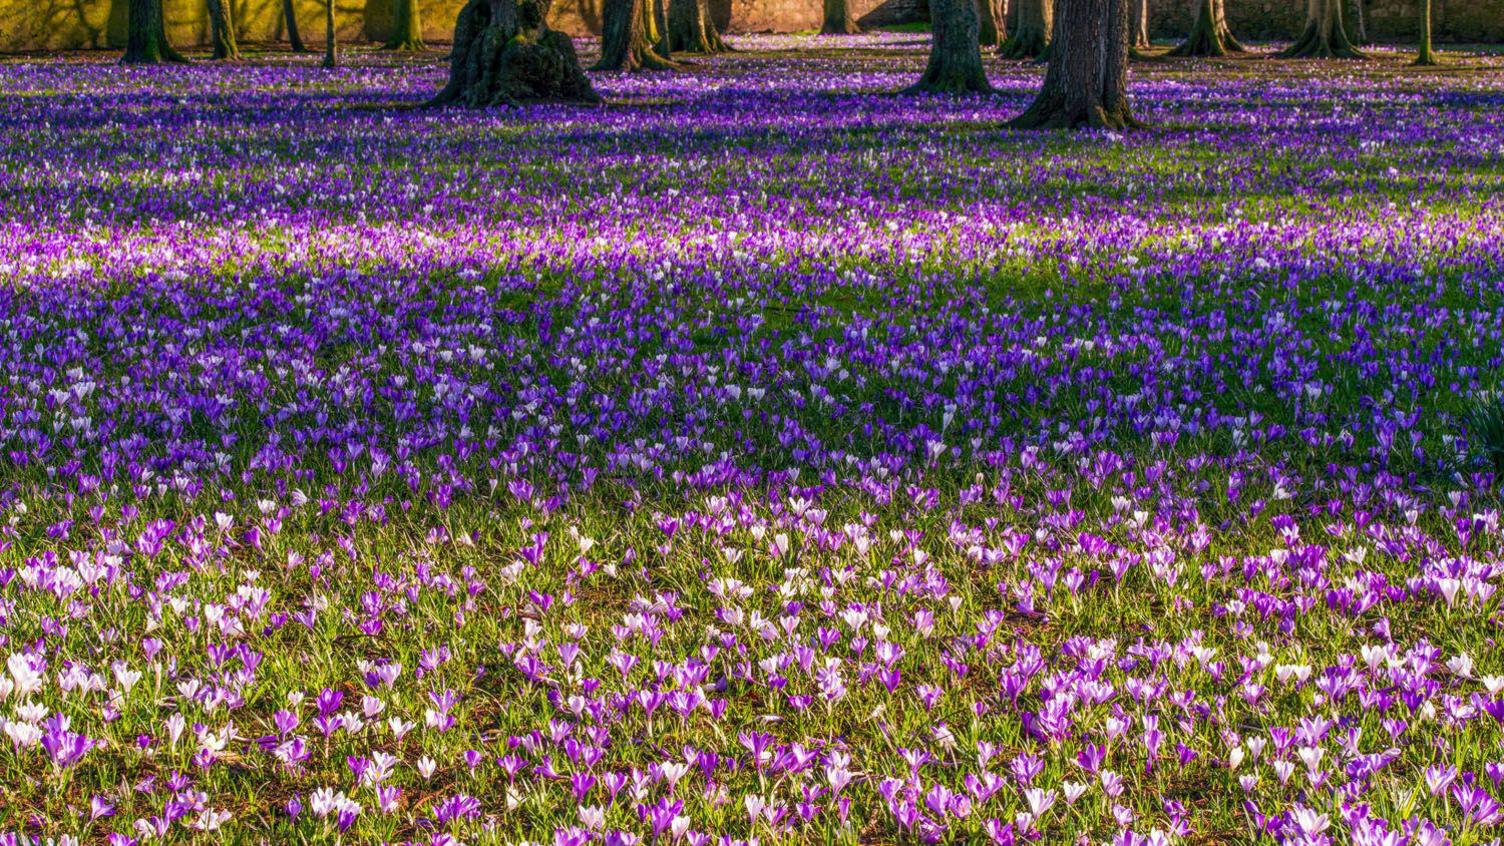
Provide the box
[650,0,673,59]
[123,0,187,63]
[1412,0,1435,64]
[385,0,426,49]
[108,0,131,47]
[1280,0,1363,57]
[1000,0,1050,57]
[978,0,1006,49]
[1008,0,1139,128]
[430,0,600,103]
[207,0,241,59]
[641,0,658,43]
[1168,0,1242,55]
[322,0,337,67]
[282,0,310,51]
[668,0,730,53]
[1351,0,1368,42]
[821,0,862,34]
[906,0,994,93]
[594,0,679,69]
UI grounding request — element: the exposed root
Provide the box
[903,77,995,95]
[428,0,600,108]
[1279,21,1364,58]
[592,41,681,71]
[1007,94,1142,130]
[1000,27,1048,59]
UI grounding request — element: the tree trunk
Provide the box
[1008,0,1138,128]
[123,0,187,63]
[1280,0,1362,57]
[1130,0,1149,47]
[1351,0,1368,43]
[650,0,673,59]
[1000,0,1050,57]
[1168,0,1242,55]
[322,0,337,67]
[282,0,310,51]
[385,0,427,49]
[430,0,601,104]
[906,0,993,93]
[668,0,731,52]
[1213,0,1243,49]
[978,0,1006,48]
[641,0,661,46]
[207,0,241,59]
[821,0,862,34]
[594,0,679,69]
[108,0,131,47]
[1412,0,1435,63]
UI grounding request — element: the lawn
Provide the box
[0,35,1502,846]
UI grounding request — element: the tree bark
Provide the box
[978,0,1006,48]
[1412,0,1435,63]
[1000,0,1050,57]
[207,0,241,59]
[1008,0,1138,128]
[906,0,993,93]
[641,0,660,47]
[123,0,187,63]
[668,0,731,52]
[594,0,679,69]
[282,0,310,51]
[1351,0,1368,43]
[650,0,673,59]
[430,0,601,104]
[1130,0,1149,47]
[821,0,862,34]
[385,0,427,49]
[108,0,131,47]
[322,0,337,67]
[1280,0,1363,57]
[1168,0,1242,55]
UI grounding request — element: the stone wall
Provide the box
[0,0,921,52]
[1148,0,1504,43]
[1,0,533,52]
[712,0,924,32]
[1,0,1499,53]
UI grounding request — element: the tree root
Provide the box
[428,2,601,109]
[1000,27,1048,59]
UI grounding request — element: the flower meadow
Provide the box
[2,34,1504,846]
